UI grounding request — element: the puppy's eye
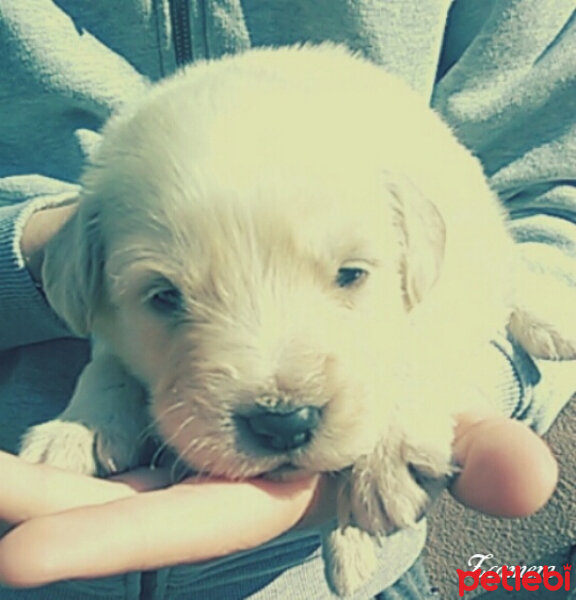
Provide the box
[336,267,368,288]
[149,287,184,314]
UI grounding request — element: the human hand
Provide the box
[20,202,77,285]
[0,412,558,588]
[449,412,558,517]
[0,451,318,588]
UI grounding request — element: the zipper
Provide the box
[168,0,194,66]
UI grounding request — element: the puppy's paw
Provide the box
[19,412,145,476]
[322,526,379,597]
[509,308,576,360]
[509,267,576,360]
[20,351,150,475]
[344,420,454,534]
[20,420,102,475]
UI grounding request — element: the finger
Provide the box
[450,415,558,517]
[0,451,171,526]
[0,475,318,588]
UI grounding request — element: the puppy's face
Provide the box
[45,50,445,479]
[96,162,407,479]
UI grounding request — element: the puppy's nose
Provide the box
[245,406,321,451]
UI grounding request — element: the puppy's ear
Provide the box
[389,177,446,310]
[42,199,104,336]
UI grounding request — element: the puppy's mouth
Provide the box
[260,463,316,482]
[150,440,314,482]
[150,398,333,480]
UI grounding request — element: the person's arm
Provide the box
[0,452,319,588]
[0,410,556,588]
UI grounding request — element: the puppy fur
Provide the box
[20,45,575,596]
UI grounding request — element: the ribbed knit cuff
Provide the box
[486,335,541,424]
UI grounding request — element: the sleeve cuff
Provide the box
[489,334,575,434]
[489,336,539,418]
[473,334,539,423]
[0,194,79,349]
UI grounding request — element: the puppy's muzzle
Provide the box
[242,405,321,451]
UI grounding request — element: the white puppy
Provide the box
[20,45,575,596]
